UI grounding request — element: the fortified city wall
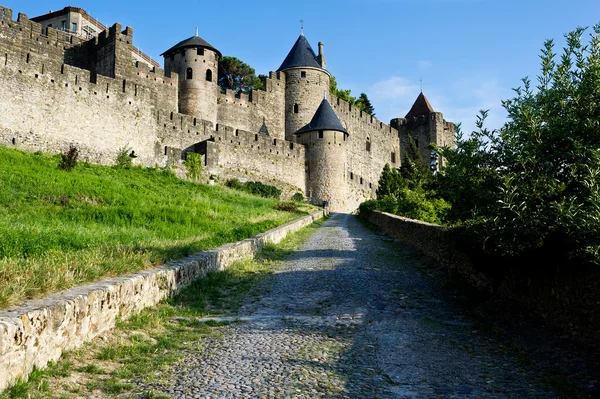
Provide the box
[0,6,305,198]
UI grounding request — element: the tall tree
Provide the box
[218,56,263,94]
[354,93,375,116]
[329,75,356,104]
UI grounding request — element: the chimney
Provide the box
[317,41,326,69]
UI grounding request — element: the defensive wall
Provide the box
[367,210,600,346]
[0,210,327,391]
[0,6,305,198]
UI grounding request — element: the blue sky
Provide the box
[5,0,600,133]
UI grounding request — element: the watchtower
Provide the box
[295,97,348,211]
[278,33,330,142]
[162,31,221,126]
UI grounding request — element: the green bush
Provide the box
[58,145,78,172]
[183,152,203,182]
[292,192,304,202]
[115,146,133,169]
[225,179,281,199]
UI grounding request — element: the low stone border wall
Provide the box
[367,210,600,344]
[0,210,326,390]
[367,211,492,290]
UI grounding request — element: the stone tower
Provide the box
[295,97,348,211]
[162,32,221,126]
[391,92,455,166]
[278,33,330,142]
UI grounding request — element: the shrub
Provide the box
[115,146,133,169]
[273,202,298,212]
[292,192,304,202]
[183,152,203,182]
[225,179,281,199]
[58,145,78,172]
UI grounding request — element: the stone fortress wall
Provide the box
[0,4,455,210]
[0,6,305,197]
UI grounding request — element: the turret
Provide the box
[278,33,331,141]
[161,31,221,126]
[295,97,348,211]
[391,92,455,166]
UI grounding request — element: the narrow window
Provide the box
[186,67,193,79]
[61,20,66,30]
[300,71,306,78]
[4,53,6,66]
[134,84,138,96]
[360,177,363,185]
[289,143,294,150]
[164,146,168,155]
[273,139,277,145]
[197,48,204,56]
[193,118,197,126]
[366,138,371,152]
[255,134,258,141]
[350,172,354,180]
[318,130,323,139]
[391,152,396,163]
[11,137,15,145]
[206,69,212,82]
[122,79,126,92]
[170,112,173,120]
[71,22,77,32]
[26,53,30,63]
[293,104,299,114]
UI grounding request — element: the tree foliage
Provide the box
[354,93,375,116]
[218,56,264,94]
[329,77,376,116]
[437,24,600,263]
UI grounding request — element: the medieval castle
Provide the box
[0,6,455,212]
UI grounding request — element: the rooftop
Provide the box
[295,98,348,135]
[405,92,434,118]
[161,34,221,58]
[277,34,323,72]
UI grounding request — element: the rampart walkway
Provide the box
[143,213,562,398]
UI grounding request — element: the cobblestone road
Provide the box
[143,213,563,398]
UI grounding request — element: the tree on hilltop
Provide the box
[218,56,264,94]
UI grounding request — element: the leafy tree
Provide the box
[329,75,356,105]
[218,56,264,94]
[183,152,203,182]
[437,24,600,263]
[354,93,375,116]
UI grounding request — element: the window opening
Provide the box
[318,130,323,139]
[197,48,204,56]
[206,69,212,82]
[71,23,77,32]
[186,67,193,79]
[391,152,396,163]
[301,71,306,78]
[293,103,299,114]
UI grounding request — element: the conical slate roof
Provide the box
[295,98,348,135]
[277,34,322,71]
[405,92,434,118]
[161,35,221,57]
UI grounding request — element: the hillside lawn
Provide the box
[0,146,316,308]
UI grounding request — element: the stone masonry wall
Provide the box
[329,95,401,211]
[0,210,326,392]
[217,72,286,140]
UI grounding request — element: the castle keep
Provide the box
[0,6,455,212]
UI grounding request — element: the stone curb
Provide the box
[0,210,326,391]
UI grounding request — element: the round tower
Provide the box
[161,32,221,126]
[278,34,330,142]
[295,97,348,212]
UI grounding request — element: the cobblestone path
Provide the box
[145,213,562,398]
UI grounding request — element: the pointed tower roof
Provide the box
[277,34,322,71]
[405,92,434,118]
[161,35,221,57]
[295,98,348,135]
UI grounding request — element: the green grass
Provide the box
[0,146,317,308]
[0,217,325,399]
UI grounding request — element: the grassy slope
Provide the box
[0,146,314,308]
